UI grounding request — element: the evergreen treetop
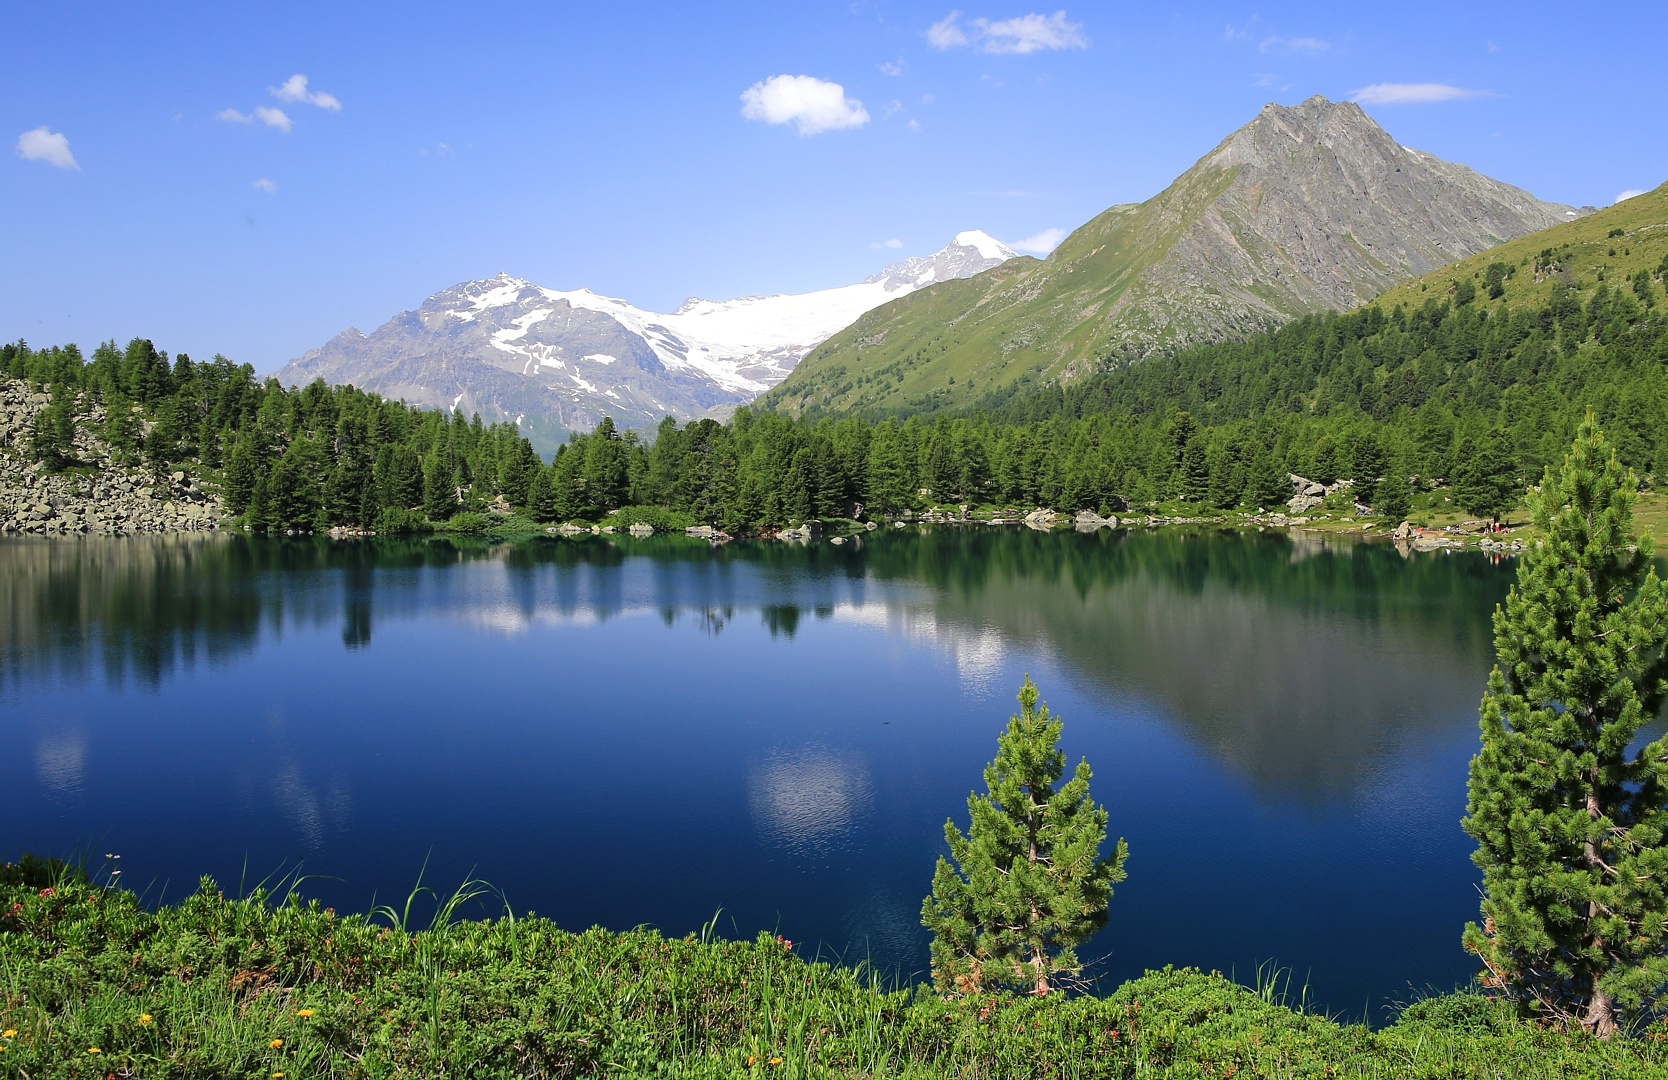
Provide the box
[922,676,1127,996]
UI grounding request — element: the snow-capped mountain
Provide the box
[277,232,1016,448]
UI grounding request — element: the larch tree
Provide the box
[1462,417,1668,1036]
[1454,427,1521,524]
[922,676,1127,996]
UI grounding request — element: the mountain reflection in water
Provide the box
[2,529,1515,1013]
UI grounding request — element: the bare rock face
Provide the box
[0,379,226,535]
[1105,95,1586,350]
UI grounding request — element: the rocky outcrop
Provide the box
[0,380,225,535]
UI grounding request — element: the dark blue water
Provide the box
[2,528,1515,1017]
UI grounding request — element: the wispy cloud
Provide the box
[253,178,278,193]
[15,127,79,170]
[219,106,293,131]
[269,74,341,111]
[741,74,869,136]
[907,118,922,132]
[1010,227,1065,253]
[1350,82,1490,105]
[1260,35,1329,54]
[927,10,1087,53]
[879,58,905,76]
[1616,189,1646,203]
[927,11,970,48]
[980,12,1087,53]
[871,238,904,249]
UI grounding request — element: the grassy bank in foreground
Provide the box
[4,862,1666,1078]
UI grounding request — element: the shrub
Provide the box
[374,506,433,534]
[443,511,489,533]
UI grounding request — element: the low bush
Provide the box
[373,506,433,534]
[2,864,1665,1078]
[443,511,490,533]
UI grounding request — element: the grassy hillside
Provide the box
[758,164,1242,420]
[5,858,1668,1078]
[1375,181,1668,312]
[760,98,1583,424]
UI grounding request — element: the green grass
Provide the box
[5,857,1668,1078]
[1375,181,1668,315]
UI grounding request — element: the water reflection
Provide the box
[749,746,875,864]
[0,529,1510,807]
[1,527,1526,1012]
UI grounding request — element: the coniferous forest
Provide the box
[4,260,1666,533]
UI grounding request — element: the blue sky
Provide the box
[5,1,1665,373]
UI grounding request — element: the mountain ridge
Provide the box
[759,95,1589,420]
[276,233,1019,449]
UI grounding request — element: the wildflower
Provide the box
[38,888,54,898]
[745,1056,756,1066]
[274,1073,286,1078]
[270,1039,284,1048]
[769,1057,783,1066]
[88,1047,102,1054]
[1,1030,13,1038]
[138,1013,153,1025]
[296,1009,314,1018]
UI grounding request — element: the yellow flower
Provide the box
[745,1056,756,1066]
[269,1038,284,1048]
[295,1009,314,1018]
[88,1047,102,1054]
[273,1073,286,1078]
[138,1013,153,1025]
[0,1030,13,1038]
[769,1058,783,1066]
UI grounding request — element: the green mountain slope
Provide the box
[1375,182,1668,313]
[760,95,1584,420]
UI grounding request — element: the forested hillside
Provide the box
[5,193,1667,535]
[0,340,542,533]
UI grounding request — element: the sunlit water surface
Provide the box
[2,529,1524,1016]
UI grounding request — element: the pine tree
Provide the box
[1454,427,1520,523]
[525,466,557,523]
[922,676,1127,996]
[1462,417,1668,1036]
[422,451,458,521]
[1248,449,1290,510]
[1374,471,1411,522]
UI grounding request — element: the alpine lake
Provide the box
[0,524,1572,1019]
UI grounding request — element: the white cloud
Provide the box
[740,75,869,136]
[16,127,79,170]
[255,106,292,131]
[1616,189,1646,203]
[1260,35,1329,54]
[879,59,905,76]
[870,238,904,249]
[270,74,341,110]
[1350,82,1489,105]
[219,106,293,131]
[927,11,970,48]
[1010,227,1065,253]
[908,118,922,132]
[929,10,1087,54]
[976,11,1087,53]
[253,178,278,193]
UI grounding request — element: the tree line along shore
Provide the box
[2,256,1666,538]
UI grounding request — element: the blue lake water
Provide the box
[2,528,1519,1018]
